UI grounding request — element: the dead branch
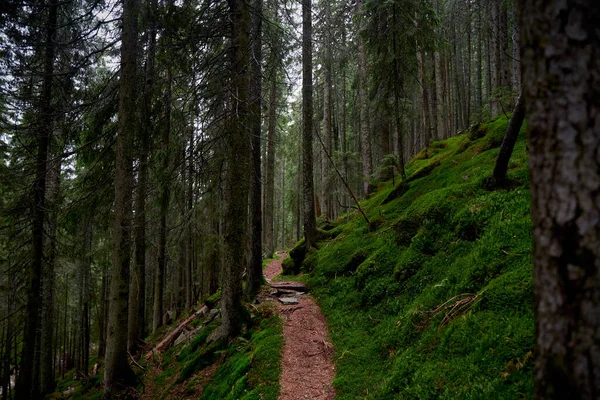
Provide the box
[144,304,208,361]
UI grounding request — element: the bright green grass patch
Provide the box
[292,117,534,399]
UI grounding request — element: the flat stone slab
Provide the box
[279,297,299,305]
[269,282,307,292]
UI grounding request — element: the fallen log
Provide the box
[144,305,208,361]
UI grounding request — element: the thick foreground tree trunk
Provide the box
[104,0,138,394]
[520,1,600,398]
[216,0,251,341]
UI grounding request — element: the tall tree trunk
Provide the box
[216,0,251,341]
[322,0,333,219]
[302,0,317,249]
[185,125,194,309]
[246,0,263,299]
[356,0,372,197]
[416,43,430,155]
[153,38,172,333]
[476,1,483,117]
[16,1,57,398]
[77,218,92,379]
[104,0,138,393]
[391,5,406,181]
[40,141,61,395]
[129,0,156,351]
[434,46,446,139]
[520,1,600,398]
[490,0,500,116]
[264,73,277,258]
[511,7,520,92]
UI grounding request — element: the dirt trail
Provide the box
[265,252,335,400]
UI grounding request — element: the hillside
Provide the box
[287,114,534,398]
[48,115,533,399]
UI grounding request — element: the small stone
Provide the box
[279,297,299,305]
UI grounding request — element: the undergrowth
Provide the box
[289,115,534,399]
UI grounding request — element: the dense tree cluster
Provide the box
[0,0,597,398]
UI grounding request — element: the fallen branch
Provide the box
[144,305,208,361]
[128,352,146,371]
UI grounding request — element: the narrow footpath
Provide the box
[264,252,335,400]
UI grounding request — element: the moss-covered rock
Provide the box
[382,182,409,205]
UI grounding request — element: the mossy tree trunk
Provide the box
[520,1,600,398]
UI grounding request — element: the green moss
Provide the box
[200,315,283,400]
[295,116,533,399]
[281,256,295,275]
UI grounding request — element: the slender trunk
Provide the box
[392,6,406,181]
[246,0,263,300]
[40,143,61,395]
[104,0,138,393]
[417,44,430,155]
[490,0,499,116]
[357,0,372,196]
[16,1,57,398]
[129,0,156,350]
[322,0,333,219]
[476,1,483,116]
[265,75,277,258]
[302,0,317,248]
[153,49,172,333]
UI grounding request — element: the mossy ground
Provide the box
[290,115,533,399]
[48,303,283,399]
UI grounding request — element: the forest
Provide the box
[0,0,598,398]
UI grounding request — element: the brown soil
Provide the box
[264,251,286,281]
[265,253,336,400]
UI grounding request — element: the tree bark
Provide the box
[265,74,277,258]
[246,0,263,300]
[322,0,333,219]
[490,0,500,116]
[16,1,57,397]
[153,52,172,333]
[129,0,156,352]
[520,1,600,398]
[216,0,251,341]
[356,0,372,197]
[40,141,61,395]
[492,93,524,183]
[302,0,317,249]
[104,0,138,393]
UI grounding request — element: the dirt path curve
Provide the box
[265,252,335,400]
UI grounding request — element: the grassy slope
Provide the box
[294,115,534,399]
